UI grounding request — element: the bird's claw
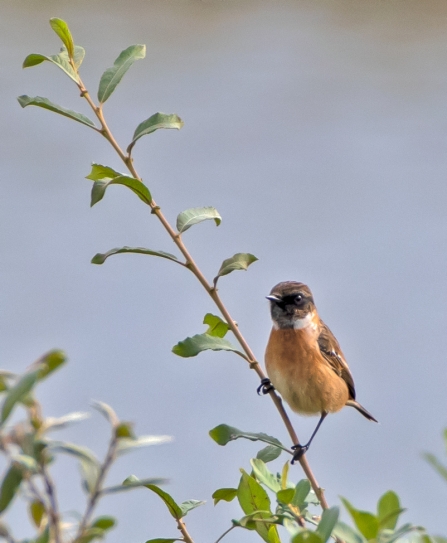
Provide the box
[291,443,309,464]
[257,378,274,395]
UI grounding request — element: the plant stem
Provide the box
[177,518,195,543]
[75,76,328,510]
[41,466,61,543]
[214,525,236,543]
[75,433,118,539]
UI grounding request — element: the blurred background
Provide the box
[1,0,447,541]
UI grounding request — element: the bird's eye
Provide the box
[295,294,303,304]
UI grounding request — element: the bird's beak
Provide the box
[266,295,282,303]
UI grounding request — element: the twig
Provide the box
[74,74,328,509]
[177,518,195,543]
[214,525,236,543]
[41,466,61,543]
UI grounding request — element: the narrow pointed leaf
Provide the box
[214,253,258,285]
[1,370,39,425]
[92,247,180,266]
[250,459,281,493]
[98,45,146,103]
[116,435,172,455]
[209,424,287,451]
[203,313,230,338]
[179,499,206,516]
[172,333,244,358]
[80,458,100,494]
[46,441,100,465]
[49,18,75,58]
[61,45,85,69]
[292,479,311,509]
[90,176,151,207]
[36,350,67,381]
[377,491,401,530]
[0,465,23,513]
[127,112,184,153]
[102,477,167,495]
[18,96,96,129]
[145,540,180,543]
[11,454,38,473]
[341,497,379,540]
[91,516,116,531]
[91,401,118,426]
[144,484,183,519]
[212,488,237,505]
[30,500,46,529]
[423,453,447,481]
[332,522,365,543]
[22,53,79,82]
[238,470,276,543]
[176,207,221,233]
[316,507,339,543]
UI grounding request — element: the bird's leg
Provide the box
[257,378,275,395]
[291,412,327,463]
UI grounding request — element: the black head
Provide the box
[266,281,315,329]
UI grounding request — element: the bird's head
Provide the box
[266,281,316,330]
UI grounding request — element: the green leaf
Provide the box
[256,445,282,463]
[214,253,258,286]
[0,465,23,513]
[341,497,379,540]
[91,400,118,426]
[212,488,237,505]
[90,176,152,207]
[35,525,50,543]
[86,164,122,181]
[179,499,206,516]
[22,52,79,82]
[203,313,230,338]
[267,524,282,543]
[49,18,75,58]
[1,370,39,425]
[92,247,180,266]
[98,45,146,103]
[332,521,365,543]
[176,207,221,233]
[91,516,116,531]
[127,112,184,153]
[115,422,135,439]
[238,470,276,543]
[423,452,447,482]
[144,484,183,519]
[292,479,311,510]
[11,454,38,473]
[18,95,96,129]
[101,477,167,494]
[43,412,90,432]
[277,488,295,504]
[36,350,67,380]
[377,490,401,530]
[316,507,339,543]
[115,435,172,455]
[209,424,287,451]
[30,500,46,529]
[291,531,324,543]
[250,459,281,493]
[62,45,85,69]
[172,334,244,359]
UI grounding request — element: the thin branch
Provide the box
[41,466,61,543]
[214,525,236,543]
[177,518,195,543]
[74,74,328,510]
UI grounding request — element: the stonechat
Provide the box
[261,281,377,462]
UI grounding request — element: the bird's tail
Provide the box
[346,400,378,423]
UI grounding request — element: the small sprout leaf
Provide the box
[91,516,116,531]
[36,350,67,380]
[203,313,230,338]
[127,112,184,153]
[214,253,258,286]
[116,435,173,456]
[172,334,244,359]
[91,401,119,426]
[30,500,46,529]
[212,488,237,505]
[98,45,146,103]
[92,247,180,266]
[179,500,206,516]
[18,96,96,129]
[176,207,221,233]
[49,18,75,58]
[43,412,90,432]
[90,176,152,207]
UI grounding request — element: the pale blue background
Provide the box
[1,1,447,541]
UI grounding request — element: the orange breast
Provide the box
[265,328,349,415]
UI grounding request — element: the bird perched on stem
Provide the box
[260,281,377,463]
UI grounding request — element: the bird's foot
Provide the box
[291,443,309,464]
[257,378,274,395]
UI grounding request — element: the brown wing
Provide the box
[317,320,356,400]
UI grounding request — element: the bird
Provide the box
[260,281,377,462]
